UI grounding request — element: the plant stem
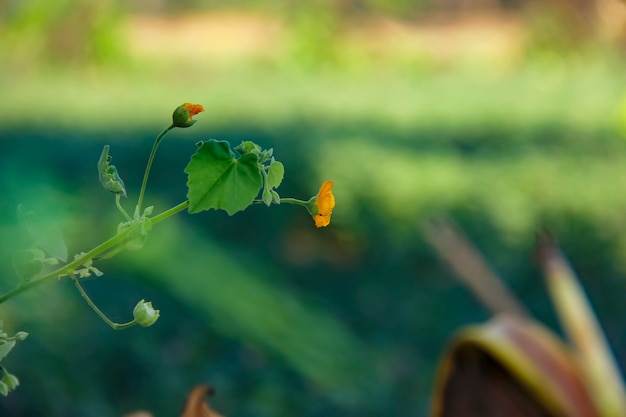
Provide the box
[151,200,189,225]
[277,197,309,206]
[116,194,132,222]
[0,200,190,305]
[69,274,136,330]
[0,227,133,305]
[135,124,174,217]
[253,197,309,207]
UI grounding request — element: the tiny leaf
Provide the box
[271,190,280,204]
[17,206,68,262]
[97,145,127,197]
[12,249,45,281]
[266,160,284,189]
[234,141,260,155]
[0,340,16,363]
[185,140,263,215]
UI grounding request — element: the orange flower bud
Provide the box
[172,103,204,128]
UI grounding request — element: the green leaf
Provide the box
[0,325,28,397]
[17,205,68,262]
[97,145,127,197]
[267,160,284,189]
[12,249,45,281]
[0,340,16,363]
[185,140,263,215]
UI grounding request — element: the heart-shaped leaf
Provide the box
[185,140,262,215]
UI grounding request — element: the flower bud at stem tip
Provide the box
[133,299,160,327]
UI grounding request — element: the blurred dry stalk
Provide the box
[423,218,529,317]
[537,233,626,417]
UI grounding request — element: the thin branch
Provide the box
[70,274,136,330]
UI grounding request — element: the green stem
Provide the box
[116,194,132,222]
[0,200,189,305]
[0,227,133,305]
[254,197,309,207]
[70,274,136,330]
[278,197,309,206]
[151,200,189,225]
[135,124,174,217]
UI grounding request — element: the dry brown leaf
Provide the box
[180,385,225,417]
[124,412,154,417]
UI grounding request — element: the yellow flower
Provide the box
[312,180,335,228]
[172,102,204,128]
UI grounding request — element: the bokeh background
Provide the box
[1,0,626,416]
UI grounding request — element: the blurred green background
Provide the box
[1,0,626,416]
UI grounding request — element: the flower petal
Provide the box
[313,180,335,227]
[183,103,204,117]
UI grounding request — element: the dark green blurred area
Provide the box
[2,1,626,416]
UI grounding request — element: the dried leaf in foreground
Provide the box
[181,385,225,417]
[124,412,153,417]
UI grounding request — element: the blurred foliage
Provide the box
[128,0,437,17]
[1,0,623,71]
[1,1,626,416]
[0,0,126,67]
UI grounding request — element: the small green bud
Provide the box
[13,332,28,342]
[133,299,160,327]
[234,141,261,155]
[271,190,280,204]
[140,216,152,236]
[262,187,272,207]
[124,218,152,251]
[172,103,204,128]
[2,372,19,391]
[258,148,274,163]
[0,381,8,396]
[42,257,60,266]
